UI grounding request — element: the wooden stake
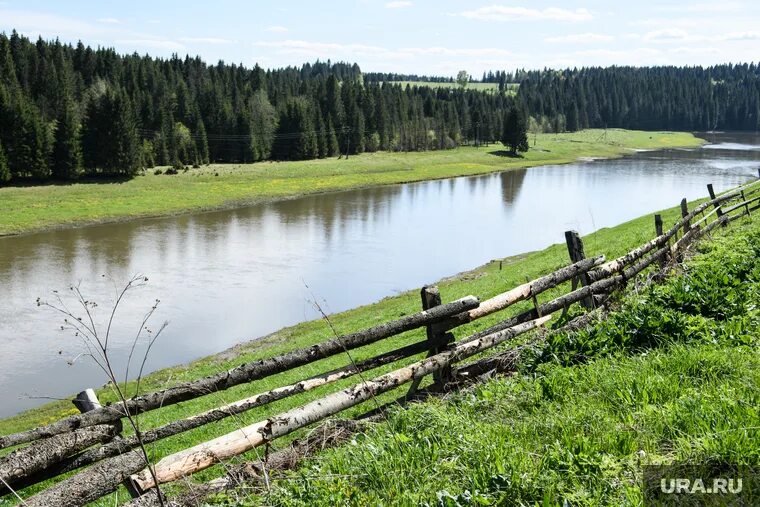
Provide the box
[654,214,667,270]
[420,286,454,385]
[564,230,594,309]
[707,183,725,226]
[680,198,690,233]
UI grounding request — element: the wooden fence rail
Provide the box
[2,175,759,506]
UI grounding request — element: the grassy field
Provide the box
[0,185,741,504]
[384,80,513,94]
[229,205,760,506]
[0,129,703,236]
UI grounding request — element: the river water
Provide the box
[0,132,758,417]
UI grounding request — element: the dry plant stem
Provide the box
[35,275,167,507]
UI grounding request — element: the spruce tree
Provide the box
[501,106,529,155]
[52,96,83,179]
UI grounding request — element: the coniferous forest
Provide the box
[1,29,759,185]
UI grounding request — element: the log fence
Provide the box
[2,175,760,506]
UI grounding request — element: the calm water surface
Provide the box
[1,132,759,417]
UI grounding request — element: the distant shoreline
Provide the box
[0,129,704,237]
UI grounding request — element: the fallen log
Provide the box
[442,256,603,329]
[24,450,147,507]
[129,315,551,493]
[0,295,479,450]
[0,424,116,490]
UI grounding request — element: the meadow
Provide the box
[384,80,512,94]
[0,129,702,236]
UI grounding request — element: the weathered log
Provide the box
[13,339,433,485]
[468,244,670,342]
[442,256,603,329]
[0,295,479,450]
[0,424,116,489]
[723,194,760,215]
[24,450,148,507]
[124,420,365,507]
[129,316,551,492]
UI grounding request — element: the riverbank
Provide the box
[0,186,726,504]
[261,208,760,506]
[0,129,703,236]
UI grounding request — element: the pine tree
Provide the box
[501,106,529,155]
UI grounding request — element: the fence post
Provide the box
[564,230,594,309]
[706,183,725,222]
[680,198,690,233]
[654,214,668,271]
[407,286,454,397]
[741,190,750,216]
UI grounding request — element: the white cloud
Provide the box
[655,2,744,13]
[96,17,120,24]
[178,37,234,44]
[715,30,760,41]
[458,5,593,22]
[385,1,412,8]
[545,33,613,44]
[254,39,514,62]
[115,39,186,51]
[643,28,690,43]
[264,25,288,33]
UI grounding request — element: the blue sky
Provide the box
[1,1,759,76]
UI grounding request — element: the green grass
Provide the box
[249,209,760,506]
[0,129,703,236]
[0,184,730,505]
[384,81,513,94]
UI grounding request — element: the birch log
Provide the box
[129,316,551,493]
[0,295,479,450]
[442,256,603,329]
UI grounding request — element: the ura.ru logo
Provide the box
[660,478,743,495]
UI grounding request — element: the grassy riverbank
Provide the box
[1,183,743,504]
[0,129,703,236]
[236,199,760,505]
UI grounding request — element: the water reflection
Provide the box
[0,132,757,416]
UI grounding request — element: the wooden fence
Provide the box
[2,174,760,506]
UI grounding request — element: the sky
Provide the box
[1,1,759,77]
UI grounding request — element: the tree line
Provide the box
[1,29,759,186]
[516,65,760,132]
[0,31,517,184]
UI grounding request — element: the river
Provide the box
[0,131,758,417]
